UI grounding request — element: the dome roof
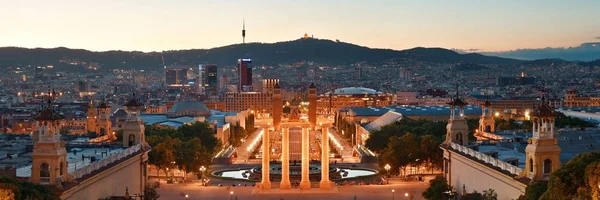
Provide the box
[168,101,211,116]
[329,87,380,95]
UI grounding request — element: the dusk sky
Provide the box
[1,0,599,52]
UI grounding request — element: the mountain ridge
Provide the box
[0,38,524,70]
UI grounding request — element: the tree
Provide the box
[174,138,204,176]
[144,181,160,200]
[148,137,177,178]
[482,189,497,200]
[518,181,548,200]
[460,191,483,200]
[115,129,124,142]
[0,176,59,200]
[0,183,17,200]
[422,176,451,200]
[378,133,420,176]
[541,152,600,200]
[584,161,600,199]
[420,134,442,173]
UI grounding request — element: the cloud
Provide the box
[596,36,600,40]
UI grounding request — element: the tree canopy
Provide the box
[146,122,222,177]
[422,176,451,200]
[540,152,600,200]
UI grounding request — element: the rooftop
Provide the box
[17,146,125,177]
[348,105,483,117]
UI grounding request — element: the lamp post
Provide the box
[199,166,206,186]
[230,191,234,200]
[392,189,395,200]
[384,164,391,184]
[185,194,188,200]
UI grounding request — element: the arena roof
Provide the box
[327,87,381,95]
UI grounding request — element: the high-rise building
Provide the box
[165,66,189,86]
[202,64,218,95]
[220,75,229,91]
[238,59,253,92]
[399,67,413,80]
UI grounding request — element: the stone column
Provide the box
[260,128,271,189]
[320,126,332,189]
[299,127,311,189]
[280,127,291,189]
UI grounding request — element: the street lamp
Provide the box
[384,164,391,184]
[199,166,206,186]
[230,191,234,200]
[392,189,395,200]
[185,194,188,200]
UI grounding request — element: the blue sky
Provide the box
[1,0,598,52]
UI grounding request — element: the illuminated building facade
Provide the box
[221,92,272,114]
[316,87,393,115]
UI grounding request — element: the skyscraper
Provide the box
[203,64,218,95]
[238,59,252,92]
[165,66,189,86]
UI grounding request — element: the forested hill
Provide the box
[0,38,523,70]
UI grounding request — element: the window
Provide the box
[60,162,64,176]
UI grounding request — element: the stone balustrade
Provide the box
[450,142,522,175]
[71,144,142,179]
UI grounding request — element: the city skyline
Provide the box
[1,0,599,52]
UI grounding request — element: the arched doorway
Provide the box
[543,159,552,175]
[129,134,136,146]
[529,158,534,173]
[456,133,463,145]
[485,125,492,132]
[60,162,64,176]
[100,128,106,136]
[40,163,50,183]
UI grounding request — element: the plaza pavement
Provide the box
[157,180,427,200]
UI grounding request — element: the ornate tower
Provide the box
[95,99,112,137]
[523,99,561,181]
[86,100,96,133]
[444,85,469,146]
[122,94,146,147]
[478,100,495,133]
[308,83,317,129]
[31,99,68,186]
[273,83,282,130]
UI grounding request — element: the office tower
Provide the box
[201,64,218,95]
[164,66,189,86]
[238,59,252,92]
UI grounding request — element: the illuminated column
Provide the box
[280,127,291,189]
[299,127,311,189]
[320,126,332,189]
[260,128,271,189]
